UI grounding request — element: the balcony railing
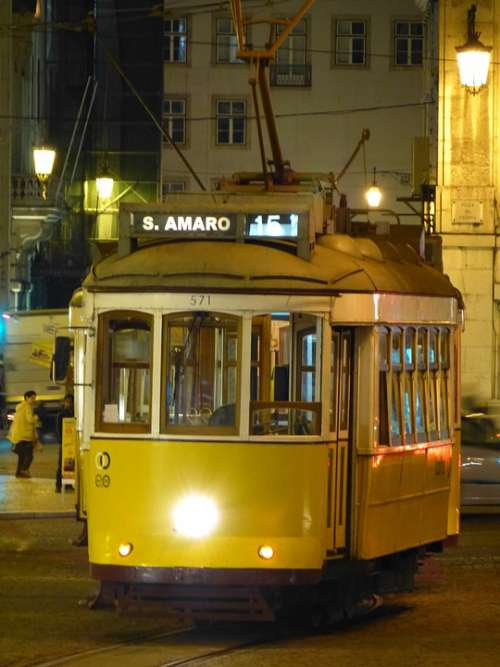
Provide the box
[269,63,312,87]
[11,174,47,205]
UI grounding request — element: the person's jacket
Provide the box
[9,400,39,444]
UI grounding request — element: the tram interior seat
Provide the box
[208,403,236,426]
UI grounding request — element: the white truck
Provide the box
[1,309,71,431]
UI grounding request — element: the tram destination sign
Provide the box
[130,212,301,239]
[132,213,237,237]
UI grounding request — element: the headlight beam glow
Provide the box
[172,494,219,538]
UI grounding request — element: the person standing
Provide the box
[9,390,40,478]
[55,394,74,493]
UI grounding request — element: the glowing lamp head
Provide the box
[33,146,56,199]
[33,146,56,180]
[456,45,491,93]
[172,494,219,538]
[96,175,114,199]
[258,545,274,560]
[366,184,382,208]
[455,4,492,95]
[118,542,133,557]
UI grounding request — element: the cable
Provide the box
[0,99,433,125]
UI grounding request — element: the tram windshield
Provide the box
[95,309,322,437]
[163,312,239,433]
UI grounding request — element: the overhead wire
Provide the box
[0,9,492,68]
[0,100,433,125]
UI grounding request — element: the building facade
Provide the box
[162,0,433,214]
[1,1,162,312]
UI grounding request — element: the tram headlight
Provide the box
[258,545,274,560]
[172,494,219,538]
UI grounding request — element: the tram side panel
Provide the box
[353,325,457,560]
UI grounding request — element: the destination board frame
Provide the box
[119,199,316,259]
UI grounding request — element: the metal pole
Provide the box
[55,76,92,203]
[69,80,99,188]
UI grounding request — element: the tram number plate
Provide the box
[189,295,211,306]
[95,474,111,488]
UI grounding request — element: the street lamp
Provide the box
[365,168,382,208]
[33,146,56,200]
[456,4,492,95]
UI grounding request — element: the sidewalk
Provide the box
[0,438,75,518]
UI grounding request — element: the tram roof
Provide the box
[84,234,458,300]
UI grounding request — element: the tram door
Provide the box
[328,328,353,552]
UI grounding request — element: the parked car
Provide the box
[460,413,500,509]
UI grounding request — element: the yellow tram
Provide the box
[69,190,462,621]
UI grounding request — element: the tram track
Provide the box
[32,624,279,667]
[32,594,385,667]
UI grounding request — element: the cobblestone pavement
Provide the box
[0,438,75,517]
[1,515,499,667]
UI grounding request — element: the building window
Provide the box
[271,19,311,86]
[215,17,243,64]
[393,20,423,66]
[162,181,186,199]
[334,19,367,65]
[163,98,186,145]
[216,99,246,145]
[164,18,187,63]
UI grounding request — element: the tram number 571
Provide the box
[189,295,211,306]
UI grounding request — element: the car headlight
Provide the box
[172,494,219,538]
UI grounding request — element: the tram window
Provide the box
[439,329,450,439]
[339,332,351,432]
[417,328,426,369]
[391,329,402,369]
[330,331,340,433]
[378,329,390,445]
[249,312,321,436]
[426,373,438,440]
[251,316,272,402]
[390,373,402,446]
[439,375,450,439]
[402,329,415,445]
[415,372,426,442]
[440,329,450,369]
[429,328,438,369]
[388,329,403,445]
[402,373,414,444]
[162,312,240,433]
[404,328,414,369]
[300,329,316,402]
[96,312,152,432]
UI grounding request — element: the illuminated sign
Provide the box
[130,212,301,239]
[246,213,299,238]
[132,213,236,237]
